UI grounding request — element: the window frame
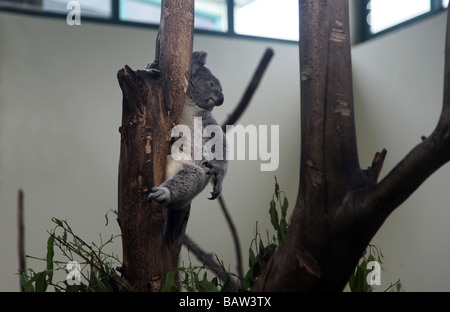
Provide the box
[0,0,298,44]
[360,0,448,42]
[0,0,448,44]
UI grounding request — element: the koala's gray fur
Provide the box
[146,51,227,248]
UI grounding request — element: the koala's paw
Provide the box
[203,161,218,175]
[147,186,171,204]
[202,162,224,200]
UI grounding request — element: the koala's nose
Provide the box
[216,94,224,106]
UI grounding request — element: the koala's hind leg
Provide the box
[147,164,209,210]
[163,203,190,251]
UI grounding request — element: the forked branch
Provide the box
[252,1,450,292]
[364,8,450,218]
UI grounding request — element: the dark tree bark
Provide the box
[252,0,450,291]
[117,0,194,292]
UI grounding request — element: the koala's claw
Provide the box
[208,191,219,200]
[208,183,222,200]
[147,187,170,204]
[202,161,224,200]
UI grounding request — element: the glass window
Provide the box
[367,0,431,34]
[234,0,299,41]
[43,0,112,18]
[195,0,228,32]
[0,0,112,17]
[119,0,160,25]
[119,0,228,32]
[443,0,449,8]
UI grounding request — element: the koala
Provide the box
[146,51,227,248]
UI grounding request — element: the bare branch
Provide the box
[365,9,450,217]
[17,189,25,292]
[364,149,387,183]
[366,131,450,218]
[217,195,244,283]
[221,48,274,131]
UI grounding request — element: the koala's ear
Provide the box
[191,51,207,71]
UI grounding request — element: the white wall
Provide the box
[1,8,450,292]
[352,12,450,291]
[0,11,300,291]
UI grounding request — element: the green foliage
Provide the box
[269,177,289,244]
[19,210,130,292]
[243,177,290,290]
[161,258,236,292]
[22,179,403,292]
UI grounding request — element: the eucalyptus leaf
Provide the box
[220,277,233,292]
[243,268,254,289]
[198,278,219,292]
[249,248,257,268]
[274,177,280,199]
[20,272,35,292]
[281,196,289,218]
[46,234,55,284]
[269,199,279,231]
[161,270,178,292]
[278,218,287,243]
[33,271,48,292]
[52,217,63,227]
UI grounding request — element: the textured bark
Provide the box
[252,1,450,291]
[117,0,194,292]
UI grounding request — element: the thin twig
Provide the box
[217,195,244,284]
[17,189,25,292]
[183,234,239,290]
[384,279,402,292]
[50,223,132,291]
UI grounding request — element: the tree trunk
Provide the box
[117,0,194,292]
[253,0,450,292]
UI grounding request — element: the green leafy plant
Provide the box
[243,177,290,290]
[162,263,235,292]
[19,211,130,292]
[22,179,402,293]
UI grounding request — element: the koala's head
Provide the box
[186,51,224,111]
